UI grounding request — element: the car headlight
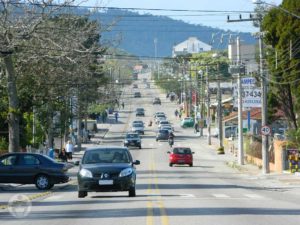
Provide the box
[79,168,93,178]
[124,140,128,143]
[119,168,133,177]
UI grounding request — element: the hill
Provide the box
[93,9,256,58]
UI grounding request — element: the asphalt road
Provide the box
[1,73,300,224]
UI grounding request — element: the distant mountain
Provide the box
[88,9,256,57]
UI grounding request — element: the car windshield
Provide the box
[126,133,139,138]
[133,123,143,127]
[159,130,168,134]
[136,108,144,111]
[173,148,192,154]
[160,121,169,124]
[82,149,131,164]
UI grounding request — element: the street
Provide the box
[1,73,300,224]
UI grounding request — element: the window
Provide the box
[22,155,40,165]
[0,155,17,166]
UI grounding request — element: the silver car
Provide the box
[131,123,145,135]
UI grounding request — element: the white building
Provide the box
[228,40,258,74]
[172,37,212,57]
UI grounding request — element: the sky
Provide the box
[85,0,283,32]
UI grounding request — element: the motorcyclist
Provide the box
[168,132,175,147]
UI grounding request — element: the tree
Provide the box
[0,1,106,151]
[262,0,300,130]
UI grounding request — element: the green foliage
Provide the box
[0,137,8,151]
[262,0,300,129]
[286,128,300,149]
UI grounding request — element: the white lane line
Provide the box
[244,194,265,199]
[179,194,195,198]
[212,194,230,198]
[149,143,154,147]
[44,195,63,200]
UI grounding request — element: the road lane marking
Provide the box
[146,150,170,225]
[146,201,154,225]
[158,201,169,225]
[244,194,264,199]
[179,194,195,198]
[212,194,230,198]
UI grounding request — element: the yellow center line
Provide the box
[146,150,170,225]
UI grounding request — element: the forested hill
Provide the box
[88,9,256,57]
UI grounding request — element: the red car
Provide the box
[168,147,194,167]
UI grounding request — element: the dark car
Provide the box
[168,147,194,167]
[134,92,141,98]
[77,147,140,198]
[156,129,170,141]
[153,97,161,105]
[136,108,145,116]
[124,133,142,148]
[133,84,138,88]
[0,153,70,190]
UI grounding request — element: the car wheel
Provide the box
[35,174,50,190]
[189,163,193,167]
[78,191,87,198]
[169,163,173,167]
[156,139,158,142]
[129,186,136,197]
[139,146,142,149]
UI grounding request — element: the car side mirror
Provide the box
[74,161,80,166]
[167,151,171,154]
[133,160,140,165]
[192,152,195,154]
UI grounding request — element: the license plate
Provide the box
[99,180,113,185]
[178,160,185,163]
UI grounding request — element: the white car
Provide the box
[158,120,170,129]
[131,123,145,135]
[155,115,166,124]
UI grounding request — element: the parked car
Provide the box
[124,133,142,149]
[168,147,194,167]
[181,117,194,128]
[77,147,140,198]
[134,92,141,98]
[133,84,138,88]
[153,97,161,105]
[136,108,145,116]
[0,153,70,190]
[156,129,170,141]
[131,122,145,135]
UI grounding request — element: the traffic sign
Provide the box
[261,125,271,136]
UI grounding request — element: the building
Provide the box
[172,37,212,57]
[228,39,258,74]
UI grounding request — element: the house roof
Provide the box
[223,107,261,123]
[173,37,211,51]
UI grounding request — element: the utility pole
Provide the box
[259,21,269,174]
[206,65,211,145]
[236,36,244,165]
[228,13,269,170]
[217,72,223,148]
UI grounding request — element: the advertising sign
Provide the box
[233,77,262,108]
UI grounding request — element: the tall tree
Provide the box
[262,0,300,130]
